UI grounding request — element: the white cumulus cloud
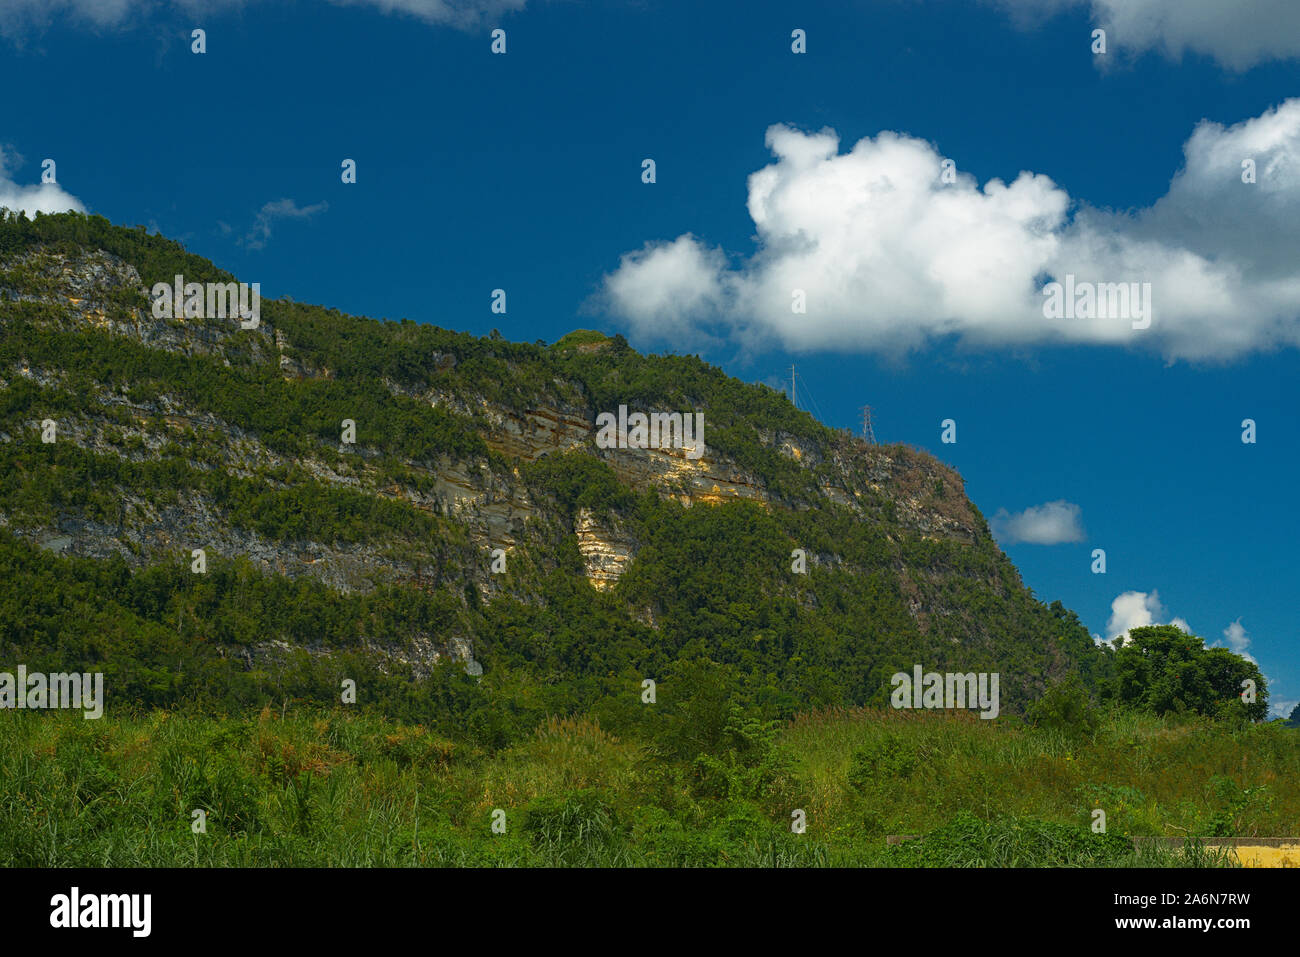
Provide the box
[989,500,1085,544]
[1101,589,1189,646]
[602,100,1300,362]
[603,234,730,346]
[0,146,86,219]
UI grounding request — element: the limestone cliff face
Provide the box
[574,507,635,590]
[0,247,277,365]
[480,403,591,462]
[1,244,988,603]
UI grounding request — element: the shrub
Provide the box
[848,733,924,790]
[1026,673,1099,737]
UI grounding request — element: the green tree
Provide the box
[1107,625,1267,721]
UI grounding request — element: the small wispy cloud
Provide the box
[239,198,328,251]
[989,500,1085,545]
[988,0,1300,71]
[0,0,528,39]
[1213,617,1257,664]
[329,0,527,29]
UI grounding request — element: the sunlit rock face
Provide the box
[574,507,635,590]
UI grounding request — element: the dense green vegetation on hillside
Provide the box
[0,212,1126,724]
[0,211,1283,867]
[0,212,1271,732]
[0,306,489,462]
[1,211,833,497]
[0,209,236,291]
[0,425,461,547]
[0,515,1094,744]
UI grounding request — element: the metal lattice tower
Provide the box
[861,405,876,445]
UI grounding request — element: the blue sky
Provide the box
[2,0,1297,715]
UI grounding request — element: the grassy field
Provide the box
[1,706,1295,867]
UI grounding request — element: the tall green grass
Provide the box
[0,706,1293,867]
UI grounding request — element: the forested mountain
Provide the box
[0,210,1137,744]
